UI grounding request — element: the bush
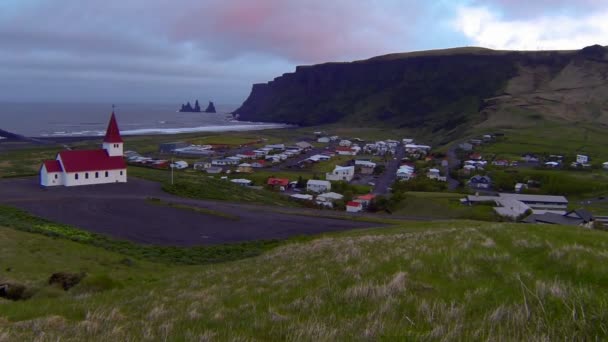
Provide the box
[75,274,122,293]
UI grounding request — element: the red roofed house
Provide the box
[355,194,376,208]
[40,111,127,187]
[346,201,363,213]
[267,177,290,191]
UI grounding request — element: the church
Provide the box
[40,112,127,187]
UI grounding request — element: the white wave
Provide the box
[47,123,293,137]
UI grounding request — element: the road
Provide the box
[0,178,391,246]
[445,147,460,190]
[373,144,405,196]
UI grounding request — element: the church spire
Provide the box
[103,109,123,143]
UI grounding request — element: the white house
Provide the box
[295,141,313,150]
[315,192,344,208]
[170,161,189,169]
[576,154,589,164]
[317,137,330,143]
[230,178,252,186]
[603,162,608,170]
[326,165,355,182]
[339,140,352,147]
[40,112,127,187]
[307,179,331,193]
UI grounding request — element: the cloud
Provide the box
[453,5,608,50]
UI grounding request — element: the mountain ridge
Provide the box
[235,45,608,139]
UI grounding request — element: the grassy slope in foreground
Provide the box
[2,221,608,340]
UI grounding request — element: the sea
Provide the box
[0,102,289,138]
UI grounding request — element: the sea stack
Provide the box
[205,101,216,113]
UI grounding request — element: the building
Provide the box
[295,141,313,150]
[316,192,344,208]
[230,178,252,186]
[458,142,473,151]
[346,201,363,213]
[603,162,608,170]
[523,209,594,228]
[468,175,492,190]
[212,159,239,166]
[339,140,352,147]
[360,163,376,175]
[326,165,355,182]
[170,161,189,169]
[40,112,127,187]
[317,137,330,143]
[355,194,376,208]
[205,167,223,174]
[464,193,569,215]
[576,154,590,164]
[237,163,253,173]
[193,161,212,170]
[307,179,331,193]
[267,178,290,191]
[335,147,358,156]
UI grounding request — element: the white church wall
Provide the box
[63,169,127,187]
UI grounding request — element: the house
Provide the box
[237,151,257,159]
[492,160,509,167]
[544,161,560,168]
[251,160,266,168]
[308,154,331,162]
[521,154,539,163]
[326,165,355,182]
[576,154,589,164]
[237,163,253,173]
[464,193,569,212]
[402,138,414,144]
[355,194,376,208]
[40,111,127,187]
[339,140,352,147]
[360,164,376,175]
[427,168,446,181]
[193,161,212,170]
[265,144,285,150]
[523,209,594,228]
[455,142,472,152]
[468,175,492,190]
[603,162,608,170]
[267,178,290,191]
[170,161,189,169]
[212,159,239,166]
[470,139,482,145]
[317,137,330,143]
[295,141,313,150]
[316,192,344,207]
[335,147,358,156]
[514,183,528,193]
[396,165,415,180]
[346,201,363,213]
[469,153,483,161]
[307,180,331,193]
[291,194,314,201]
[205,167,223,174]
[230,178,252,186]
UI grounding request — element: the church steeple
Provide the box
[102,109,124,157]
[103,111,123,143]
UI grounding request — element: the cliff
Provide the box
[235,45,608,133]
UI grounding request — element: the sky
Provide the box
[0,0,606,105]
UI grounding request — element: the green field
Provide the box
[391,192,497,221]
[477,123,608,162]
[2,215,608,340]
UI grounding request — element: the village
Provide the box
[102,119,608,227]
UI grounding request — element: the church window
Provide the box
[120,171,124,176]
[95,172,99,178]
[75,174,79,180]
[105,171,109,177]
[54,174,58,179]
[85,173,89,179]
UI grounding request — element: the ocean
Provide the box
[0,102,288,137]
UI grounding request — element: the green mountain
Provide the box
[235,45,608,138]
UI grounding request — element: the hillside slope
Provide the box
[235,45,608,140]
[2,220,608,340]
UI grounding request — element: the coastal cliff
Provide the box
[235,45,608,132]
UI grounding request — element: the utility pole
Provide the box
[171,157,174,185]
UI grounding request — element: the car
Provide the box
[368,182,375,186]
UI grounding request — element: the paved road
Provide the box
[0,177,390,246]
[373,144,405,196]
[446,147,460,190]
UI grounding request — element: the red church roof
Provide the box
[42,160,63,173]
[103,112,123,143]
[58,150,126,173]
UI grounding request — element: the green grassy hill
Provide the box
[2,216,608,340]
